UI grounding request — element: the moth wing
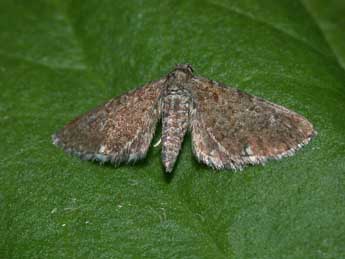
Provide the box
[190,77,316,170]
[53,78,165,164]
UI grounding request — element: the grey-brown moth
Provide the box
[53,64,316,172]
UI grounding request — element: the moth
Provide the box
[52,64,316,172]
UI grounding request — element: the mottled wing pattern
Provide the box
[190,77,315,170]
[53,79,165,164]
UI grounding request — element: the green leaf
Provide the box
[303,0,345,69]
[1,1,345,258]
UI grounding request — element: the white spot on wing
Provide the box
[245,145,254,156]
[153,138,161,147]
[99,145,106,154]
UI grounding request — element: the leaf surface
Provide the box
[1,1,345,258]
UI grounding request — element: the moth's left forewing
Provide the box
[53,78,166,164]
[189,76,316,170]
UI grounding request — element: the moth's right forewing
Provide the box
[190,77,316,170]
[53,78,166,163]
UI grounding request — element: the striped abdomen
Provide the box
[161,85,191,172]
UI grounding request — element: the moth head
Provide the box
[169,64,194,81]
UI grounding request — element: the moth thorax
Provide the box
[176,70,191,81]
[168,68,193,82]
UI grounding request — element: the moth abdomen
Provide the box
[161,85,191,173]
